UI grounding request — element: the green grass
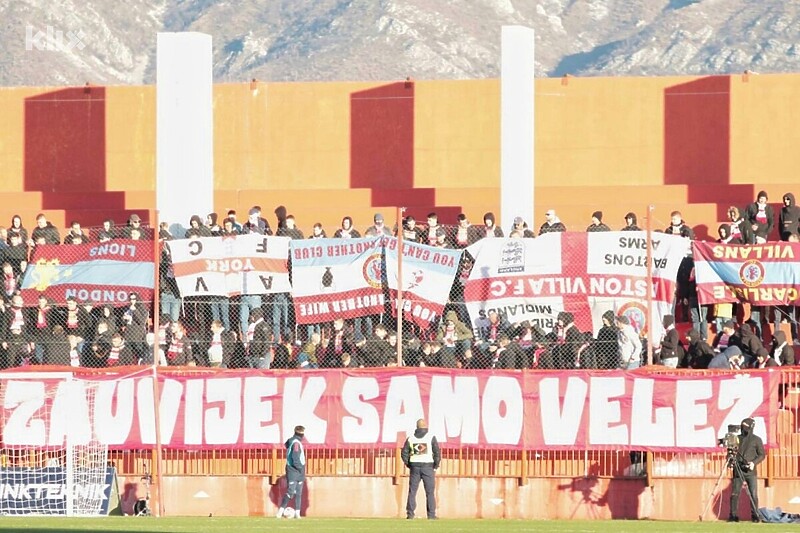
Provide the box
[0,517,767,533]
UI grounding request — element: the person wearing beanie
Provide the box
[365,212,392,237]
[482,212,504,238]
[745,190,774,244]
[539,209,567,235]
[621,212,641,231]
[586,210,611,232]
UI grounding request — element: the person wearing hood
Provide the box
[745,190,775,243]
[205,213,222,237]
[729,417,765,523]
[724,206,754,244]
[586,211,611,232]
[731,322,763,363]
[276,425,308,519]
[552,311,583,369]
[186,215,211,238]
[539,210,567,235]
[401,419,441,520]
[658,314,683,367]
[7,215,27,246]
[481,212,504,238]
[772,330,794,365]
[779,192,800,241]
[333,216,361,239]
[684,329,714,369]
[595,310,621,369]
[436,310,473,359]
[621,212,641,231]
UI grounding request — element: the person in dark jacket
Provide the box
[276,425,307,519]
[664,211,694,238]
[30,214,60,245]
[725,206,755,244]
[684,329,714,369]
[401,419,441,520]
[586,211,611,232]
[753,347,779,368]
[779,192,800,241]
[332,216,360,239]
[491,334,526,369]
[453,214,480,248]
[745,190,775,243]
[772,330,795,365]
[43,325,72,366]
[621,212,641,231]
[360,324,394,367]
[480,212,504,239]
[7,215,28,246]
[553,311,583,369]
[595,310,621,369]
[659,314,683,367]
[510,216,536,238]
[539,210,567,235]
[729,417,765,522]
[731,323,763,363]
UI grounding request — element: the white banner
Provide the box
[464,232,689,337]
[169,235,290,297]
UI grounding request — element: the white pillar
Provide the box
[500,26,535,234]
[156,32,213,233]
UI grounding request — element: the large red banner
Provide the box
[0,368,777,452]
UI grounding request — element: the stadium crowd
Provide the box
[0,188,798,371]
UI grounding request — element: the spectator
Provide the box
[753,347,779,368]
[244,308,271,369]
[779,193,800,241]
[308,223,327,239]
[436,310,473,360]
[122,292,149,363]
[333,216,361,239]
[185,215,211,238]
[30,213,60,245]
[63,221,88,244]
[616,315,642,369]
[432,227,450,248]
[712,319,736,353]
[274,205,288,233]
[220,218,240,237]
[226,209,243,233]
[745,190,774,243]
[772,330,795,366]
[453,214,479,248]
[121,214,144,239]
[732,322,764,363]
[205,213,222,236]
[490,334,525,369]
[165,321,193,366]
[621,212,641,231]
[360,324,393,367]
[586,211,611,232]
[552,311,582,369]
[510,216,535,238]
[108,332,137,366]
[684,329,714,369]
[321,318,354,367]
[5,235,27,278]
[726,206,754,244]
[422,213,440,246]
[98,219,116,242]
[277,215,304,239]
[43,325,71,366]
[658,314,683,368]
[664,211,693,238]
[1,262,19,302]
[401,216,423,243]
[594,310,621,369]
[481,212,504,238]
[208,319,237,368]
[242,207,272,235]
[339,351,363,369]
[539,210,566,235]
[30,295,55,363]
[7,215,28,246]
[129,227,143,241]
[297,332,321,369]
[365,213,392,237]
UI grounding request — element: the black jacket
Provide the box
[780,193,800,240]
[745,195,775,240]
[401,428,441,469]
[735,430,765,476]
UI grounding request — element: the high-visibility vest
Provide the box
[407,433,434,463]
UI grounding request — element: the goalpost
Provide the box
[0,373,112,516]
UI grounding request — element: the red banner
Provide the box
[0,368,777,452]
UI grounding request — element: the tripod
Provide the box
[699,450,761,522]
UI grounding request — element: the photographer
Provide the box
[729,417,765,523]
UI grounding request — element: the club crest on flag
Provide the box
[618,301,648,335]
[739,259,765,288]
[498,240,525,274]
[29,258,72,291]
[362,253,383,288]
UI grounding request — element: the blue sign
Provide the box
[0,467,115,515]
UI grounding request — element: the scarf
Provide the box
[10,307,24,331]
[167,337,184,361]
[70,347,80,367]
[37,308,48,328]
[108,344,122,365]
[4,273,15,296]
[756,204,768,224]
[208,331,223,363]
[443,324,456,347]
[456,227,469,246]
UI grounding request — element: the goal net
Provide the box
[0,373,112,516]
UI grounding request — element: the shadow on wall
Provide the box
[268,474,310,517]
[24,86,144,227]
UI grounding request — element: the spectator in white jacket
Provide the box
[615,315,642,369]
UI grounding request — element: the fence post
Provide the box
[396,206,405,367]
[393,446,403,486]
[150,208,166,517]
[645,204,655,366]
[519,449,528,486]
[270,448,279,485]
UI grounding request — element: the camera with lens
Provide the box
[719,424,741,453]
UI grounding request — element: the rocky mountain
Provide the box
[1,0,799,87]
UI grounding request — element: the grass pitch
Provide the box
[0,517,766,533]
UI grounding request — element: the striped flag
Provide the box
[20,240,154,306]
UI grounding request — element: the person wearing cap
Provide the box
[276,425,307,519]
[365,213,392,237]
[510,216,535,238]
[621,212,641,231]
[401,419,441,520]
[728,417,765,522]
[121,214,143,239]
[586,211,611,232]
